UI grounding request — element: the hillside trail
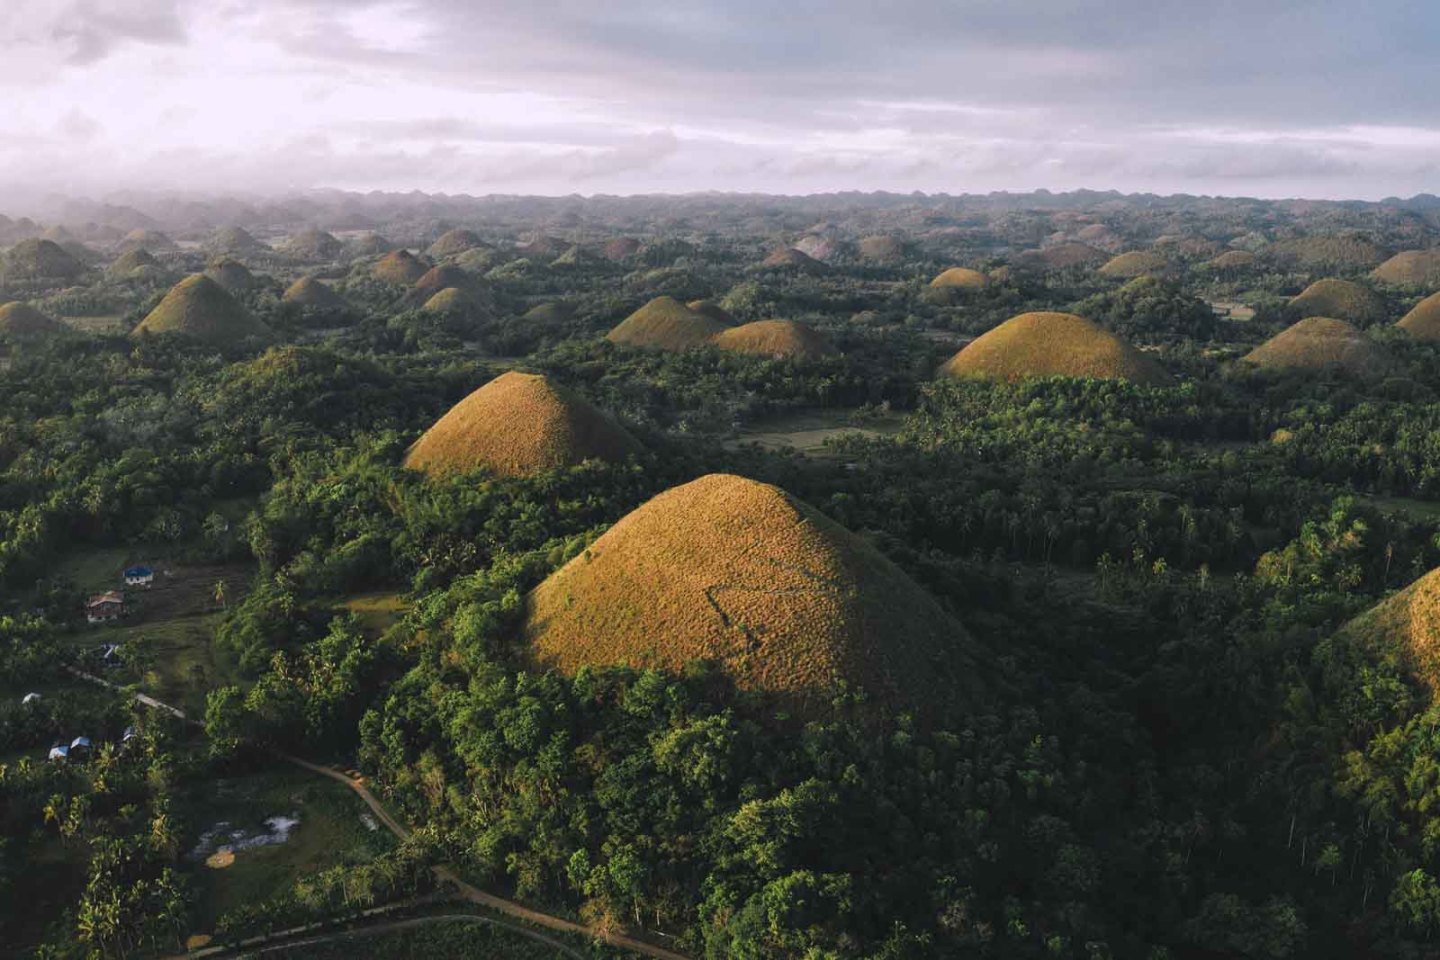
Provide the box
[69,668,690,960]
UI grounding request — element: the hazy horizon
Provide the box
[3,1,1437,204]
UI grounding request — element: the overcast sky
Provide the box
[1,0,1437,202]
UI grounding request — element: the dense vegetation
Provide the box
[7,189,1440,958]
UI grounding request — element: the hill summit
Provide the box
[712,319,837,359]
[372,249,429,285]
[0,301,63,336]
[939,311,1171,385]
[131,275,271,343]
[1399,292,1440,341]
[526,473,982,712]
[1373,250,1440,287]
[929,267,989,290]
[1242,317,1392,377]
[606,296,733,351]
[1330,567,1440,694]
[282,276,347,310]
[1288,278,1388,325]
[403,371,640,478]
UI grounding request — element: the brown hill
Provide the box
[1288,279,1388,325]
[525,473,983,713]
[712,319,837,360]
[284,228,342,261]
[1397,292,1440,341]
[794,235,845,262]
[131,275,271,343]
[4,239,84,281]
[1272,235,1387,269]
[421,287,482,317]
[521,235,568,258]
[410,264,473,303]
[372,250,429,285]
[403,370,639,478]
[427,229,487,259]
[117,229,176,253]
[204,258,257,293]
[761,246,825,272]
[1373,250,1440,288]
[206,226,264,256]
[1242,317,1392,377]
[857,235,905,262]
[523,301,575,325]
[107,248,161,279]
[606,296,732,351]
[1098,250,1169,279]
[929,267,990,290]
[1330,568,1440,694]
[349,234,393,256]
[601,237,642,261]
[939,311,1171,385]
[1207,250,1258,271]
[687,299,737,325]
[1014,242,1108,272]
[0,301,63,336]
[281,276,347,310]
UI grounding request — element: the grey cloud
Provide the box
[43,0,185,65]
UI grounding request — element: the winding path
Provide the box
[71,668,690,960]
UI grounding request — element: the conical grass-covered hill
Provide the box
[206,226,265,256]
[117,229,177,253]
[107,248,162,280]
[939,311,1172,386]
[131,275,272,343]
[1241,317,1392,378]
[760,246,825,272]
[1288,279,1388,326]
[372,250,429,285]
[0,301,64,336]
[1098,250,1169,279]
[283,228,342,261]
[421,287,482,317]
[427,229,487,259]
[281,276,347,311]
[1327,567,1440,694]
[205,258,257,293]
[606,296,733,351]
[523,301,576,325]
[1373,250,1440,288]
[857,235,905,262]
[349,233,393,256]
[601,237,642,261]
[1397,292,1440,341]
[1206,249,1258,271]
[929,267,990,290]
[712,319,837,360]
[410,264,477,303]
[403,371,640,478]
[525,473,985,714]
[4,238,84,281]
[1013,242,1108,272]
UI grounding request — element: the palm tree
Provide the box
[213,578,228,609]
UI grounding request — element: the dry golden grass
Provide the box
[601,237,642,260]
[606,296,732,351]
[131,274,272,343]
[857,235,904,262]
[1098,250,1169,279]
[526,473,981,712]
[1242,317,1392,377]
[283,228,342,261]
[0,301,63,335]
[204,258,256,293]
[4,238,83,280]
[281,276,346,310]
[1207,250,1258,270]
[929,267,990,290]
[1398,292,1440,341]
[1288,278,1388,325]
[410,264,472,302]
[349,233,393,256]
[1373,250,1440,287]
[687,299,737,325]
[426,229,486,258]
[371,250,429,285]
[1272,235,1387,269]
[404,371,640,478]
[939,311,1171,386]
[1332,567,1440,692]
[712,319,837,359]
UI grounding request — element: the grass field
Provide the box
[1364,496,1440,522]
[725,408,906,459]
[1208,301,1257,321]
[58,314,129,334]
[184,767,397,934]
[340,593,410,638]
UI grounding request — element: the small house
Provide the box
[86,591,124,624]
[98,643,121,667]
[21,692,40,705]
[69,736,92,752]
[47,744,69,761]
[123,565,155,588]
[121,726,137,744]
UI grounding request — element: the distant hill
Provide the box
[4,239,84,281]
[712,319,837,359]
[281,276,347,311]
[1372,251,1440,287]
[1398,292,1440,341]
[0,301,63,336]
[939,311,1170,385]
[1242,317,1392,377]
[131,274,271,343]
[606,296,732,351]
[403,371,639,477]
[1288,279,1389,326]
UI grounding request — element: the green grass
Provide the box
[1364,496,1440,523]
[184,767,397,934]
[339,593,410,639]
[85,612,233,716]
[726,408,906,459]
[55,544,138,593]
